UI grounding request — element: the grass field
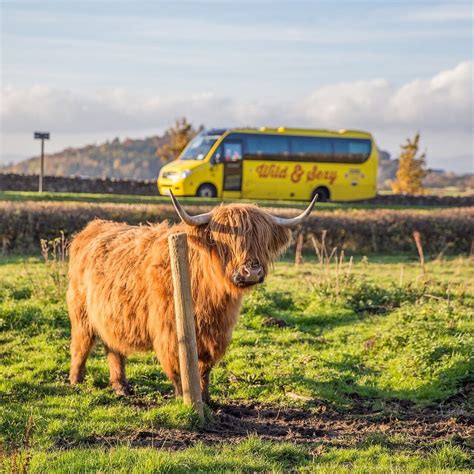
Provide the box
[1,252,472,472]
[0,190,462,211]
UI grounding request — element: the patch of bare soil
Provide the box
[76,395,473,452]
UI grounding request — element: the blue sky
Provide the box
[1,0,473,172]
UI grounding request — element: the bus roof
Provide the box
[204,127,372,138]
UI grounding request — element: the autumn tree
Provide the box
[391,132,427,195]
[156,118,202,163]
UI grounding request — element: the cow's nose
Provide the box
[251,265,264,278]
[239,265,251,278]
[239,263,264,282]
[250,260,264,277]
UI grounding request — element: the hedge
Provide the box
[1,201,473,254]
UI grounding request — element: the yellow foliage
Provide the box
[156,118,201,163]
[391,132,427,195]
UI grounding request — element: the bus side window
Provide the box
[246,135,289,159]
[333,138,371,163]
[223,142,243,162]
[290,136,332,161]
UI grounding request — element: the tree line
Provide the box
[2,115,460,195]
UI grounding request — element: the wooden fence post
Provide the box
[168,232,204,421]
[295,230,304,265]
[412,231,425,275]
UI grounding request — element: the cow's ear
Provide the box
[186,224,211,246]
[271,226,292,255]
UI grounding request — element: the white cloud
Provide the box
[388,61,473,130]
[1,61,473,171]
[0,85,236,134]
[3,60,471,133]
[300,79,392,128]
[300,61,473,132]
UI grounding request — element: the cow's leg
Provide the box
[163,363,182,399]
[171,374,183,399]
[104,346,131,396]
[199,362,213,405]
[158,347,212,403]
[154,340,182,398]
[68,290,95,385]
[69,322,95,385]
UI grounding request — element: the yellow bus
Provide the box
[157,127,378,201]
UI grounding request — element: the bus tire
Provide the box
[196,183,217,198]
[312,187,330,202]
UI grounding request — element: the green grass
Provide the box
[0,190,455,211]
[4,438,472,473]
[1,255,472,471]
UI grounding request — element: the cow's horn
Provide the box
[168,190,212,226]
[270,193,318,227]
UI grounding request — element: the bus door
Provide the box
[221,139,243,198]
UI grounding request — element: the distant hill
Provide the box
[377,149,398,187]
[1,135,169,180]
[377,149,473,191]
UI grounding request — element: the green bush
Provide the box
[344,282,420,314]
[241,286,295,317]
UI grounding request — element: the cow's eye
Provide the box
[206,231,216,245]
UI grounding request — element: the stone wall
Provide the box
[1,173,473,206]
[359,194,474,207]
[0,173,157,195]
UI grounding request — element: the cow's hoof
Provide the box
[112,382,133,396]
[202,393,216,408]
[205,398,219,409]
[70,377,84,385]
[69,371,85,385]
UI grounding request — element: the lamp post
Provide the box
[34,132,50,193]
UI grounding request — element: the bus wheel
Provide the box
[313,187,330,202]
[196,184,217,198]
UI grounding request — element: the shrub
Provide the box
[343,282,420,314]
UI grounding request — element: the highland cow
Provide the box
[67,191,316,403]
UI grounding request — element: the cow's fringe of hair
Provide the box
[201,204,291,274]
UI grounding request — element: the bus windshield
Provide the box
[180,134,218,161]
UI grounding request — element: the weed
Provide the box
[241,286,294,319]
[344,282,420,314]
[39,232,69,299]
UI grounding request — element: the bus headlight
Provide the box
[179,170,191,179]
[161,170,192,182]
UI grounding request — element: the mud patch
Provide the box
[71,400,473,452]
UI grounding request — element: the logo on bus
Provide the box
[344,168,365,186]
[255,164,337,185]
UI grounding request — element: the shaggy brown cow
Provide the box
[67,192,316,403]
